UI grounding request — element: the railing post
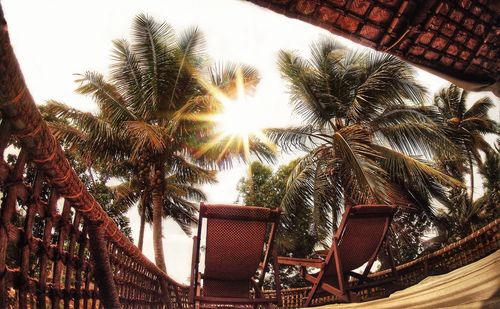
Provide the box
[87,220,121,309]
[0,150,26,308]
[161,279,173,309]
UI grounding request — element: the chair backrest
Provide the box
[196,203,280,298]
[326,205,395,274]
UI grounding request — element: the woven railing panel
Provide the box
[0,4,190,308]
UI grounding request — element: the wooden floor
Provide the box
[319,249,500,309]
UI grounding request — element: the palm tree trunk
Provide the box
[151,166,167,273]
[137,194,147,251]
[150,165,172,307]
[468,153,474,206]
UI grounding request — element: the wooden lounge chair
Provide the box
[278,204,397,307]
[190,203,282,308]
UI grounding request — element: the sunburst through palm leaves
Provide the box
[190,69,275,162]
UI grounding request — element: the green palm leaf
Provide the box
[75,71,137,124]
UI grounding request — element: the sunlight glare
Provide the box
[215,97,263,137]
[192,68,275,161]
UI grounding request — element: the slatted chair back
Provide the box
[190,203,281,307]
[326,205,395,274]
[277,204,397,307]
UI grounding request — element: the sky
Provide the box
[3,0,498,283]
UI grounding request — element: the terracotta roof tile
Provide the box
[248,0,499,94]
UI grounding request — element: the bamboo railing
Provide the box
[0,4,190,308]
[0,3,498,309]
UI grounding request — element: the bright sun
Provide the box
[189,69,275,161]
[214,97,263,137]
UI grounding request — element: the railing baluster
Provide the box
[0,150,26,308]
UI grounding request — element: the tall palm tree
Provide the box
[433,85,498,205]
[42,14,275,274]
[476,150,500,220]
[266,39,462,243]
[111,157,217,251]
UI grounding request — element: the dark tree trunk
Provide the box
[150,163,172,307]
[137,194,147,252]
[468,152,474,206]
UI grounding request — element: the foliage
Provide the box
[238,160,315,288]
[267,38,462,247]
[42,14,274,272]
[431,85,498,239]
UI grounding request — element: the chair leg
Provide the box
[304,280,320,307]
[386,243,398,282]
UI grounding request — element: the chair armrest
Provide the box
[277,256,325,268]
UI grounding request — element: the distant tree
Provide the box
[433,85,497,202]
[432,85,498,239]
[476,150,500,219]
[238,160,316,288]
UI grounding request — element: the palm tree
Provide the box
[111,157,217,251]
[42,14,275,274]
[266,39,462,243]
[476,150,500,220]
[439,149,499,239]
[433,85,498,205]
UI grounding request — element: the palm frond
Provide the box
[461,117,498,134]
[166,27,206,110]
[434,84,467,119]
[47,121,87,149]
[170,155,217,184]
[372,107,458,158]
[132,13,176,115]
[110,181,139,211]
[164,180,207,201]
[110,39,144,117]
[206,62,260,97]
[44,100,128,160]
[278,50,334,127]
[374,144,463,189]
[333,125,388,201]
[464,96,494,119]
[348,52,427,121]
[123,120,167,158]
[264,125,327,152]
[163,198,199,235]
[75,71,137,124]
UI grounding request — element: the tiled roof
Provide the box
[247,0,499,95]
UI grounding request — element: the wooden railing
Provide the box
[0,3,498,308]
[0,4,191,308]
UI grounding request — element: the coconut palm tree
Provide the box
[476,149,500,220]
[42,14,275,274]
[433,85,498,204]
[111,157,217,251]
[266,39,462,243]
[439,149,499,239]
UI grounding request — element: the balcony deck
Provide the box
[321,249,500,309]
